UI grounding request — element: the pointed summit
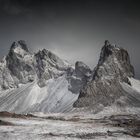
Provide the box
[104,40,110,46]
[10,40,29,52]
[93,41,134,81]
[5,41,34,85]
[9,40,30,57]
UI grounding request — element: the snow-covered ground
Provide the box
[0,113,139,140]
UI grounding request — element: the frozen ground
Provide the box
[0,112,140,140]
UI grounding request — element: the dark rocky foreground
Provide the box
[96,114,140,138]
[0,111,36,118]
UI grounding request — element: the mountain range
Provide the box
[0,40,140,114]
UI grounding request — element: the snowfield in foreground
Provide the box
[0,113,140,140]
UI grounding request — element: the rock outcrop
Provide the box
[67,61,92,93]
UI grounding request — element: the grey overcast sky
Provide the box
[0,0,140,78]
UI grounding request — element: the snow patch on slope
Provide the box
[14,46,27,57]
[128,77,140,93]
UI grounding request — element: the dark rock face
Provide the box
[6,40,35,84]
[0,41,35,90]
[74,78,126,109]
[93,40,134,81]
[74,41,135,109]
[75,61,92,79]
[34,49,69,87]
[10,40,29,52]
[67,61,92,93]
[17,40,29,52]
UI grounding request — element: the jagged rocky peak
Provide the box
[9,40,30,57]
[11,40,29,51]
[93,40,134,82]
[34,49,71,87]
[35,49,68,69]
[5,40,35,85]
[74,40,135,109]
